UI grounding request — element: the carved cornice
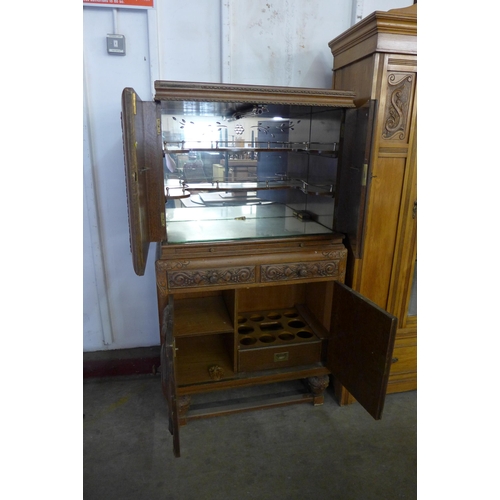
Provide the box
[329,6,416,61]
[154,81,356,108]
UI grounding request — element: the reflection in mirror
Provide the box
[161,102,340,182]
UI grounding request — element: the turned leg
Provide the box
[307,375,330,406]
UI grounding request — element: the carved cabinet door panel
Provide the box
[327,282,397,420]
[358,64,417,309]
[160,299,181,457]
[121,88,165,276]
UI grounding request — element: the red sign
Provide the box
[83,0,154,7]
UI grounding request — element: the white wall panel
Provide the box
[362,0,413,18]
[227,0,351,88]
[156,0,222,82]
[83,7,159,350]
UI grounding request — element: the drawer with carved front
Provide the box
[167,266,256,289]
[260,259,343,283]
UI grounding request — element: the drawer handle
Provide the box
[274,352,289,362]
[392,357,399,364]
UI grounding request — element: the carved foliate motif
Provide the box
[168,267,255,289]
[382,73,414,141]
[322,249,347,260]
[208,365,225,381]
[261,261,339,282]
[308,375,330,395]
[156,260,191,294]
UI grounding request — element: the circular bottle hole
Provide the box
[259,334,276,343]
[279,332,295,341]
[237,316,247,324]
[297,330,313,339]
[288,319,306,329]
[240,336,257,346]
[250,314,264,322]
[284,311,298,318]
[238,326,254,335]
[267,312,282,320]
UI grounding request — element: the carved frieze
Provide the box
[322,249,347,260]
[156,260,192,294]
[167,266,255,289]
[382,72,415,142]
[261,261,339,282]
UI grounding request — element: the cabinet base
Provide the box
[174,377,331,422]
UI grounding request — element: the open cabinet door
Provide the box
[334,100,376,258]
[160,300,181,457]
[328,281,397,419]
[121,88,165,276]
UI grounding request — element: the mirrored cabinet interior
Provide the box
[160,95,345,244]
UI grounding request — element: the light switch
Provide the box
[106,34,126,55]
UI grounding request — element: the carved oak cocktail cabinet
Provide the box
[121,80,398,457]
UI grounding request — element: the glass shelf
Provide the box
[165,203,333,244]
[164,178,335,199]
[163,141,338,155]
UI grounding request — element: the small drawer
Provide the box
[239,342,322,372]
[260,260,340,283]
[167,266,255,289]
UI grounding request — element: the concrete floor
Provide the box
[83,375,417,500]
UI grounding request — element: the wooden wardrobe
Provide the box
[328,4,417,402]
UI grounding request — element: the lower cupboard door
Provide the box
[160,302,181,458]
[327,281,398,420]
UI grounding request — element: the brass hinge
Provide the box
[160,211,166,227]
[157,118,161,135]
[361,163,368,186]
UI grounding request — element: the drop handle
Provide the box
[392,357,399,364]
